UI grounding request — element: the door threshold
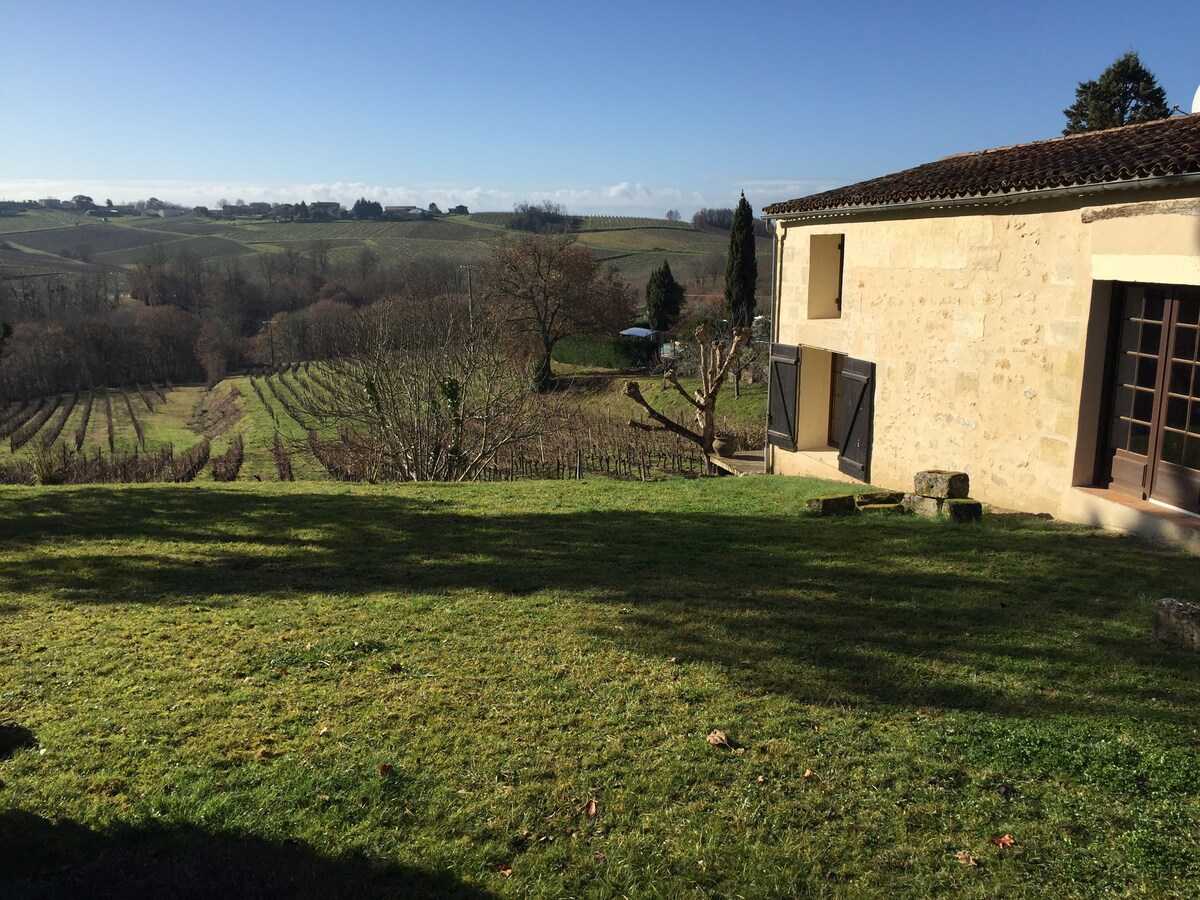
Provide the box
[1148,497,1200,520]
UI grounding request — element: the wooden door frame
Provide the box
[1100,282,1200,511]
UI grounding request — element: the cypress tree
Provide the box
[724,192,757,329]
[645,259,684,332]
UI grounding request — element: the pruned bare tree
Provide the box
[293,292,556,482]
[623,323,751,474]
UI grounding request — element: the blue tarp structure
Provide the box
[619,327,657,338]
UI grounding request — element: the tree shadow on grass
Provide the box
[0,810,496,900]
[2,487,1198,725]
[0,723,36,761]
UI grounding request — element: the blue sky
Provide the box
[4,1,1200,215]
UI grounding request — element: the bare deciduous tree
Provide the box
[488,233,634,390]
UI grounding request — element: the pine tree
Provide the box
[724,193,757,329]
[1063,52,1170,135]
[645,259,684,332]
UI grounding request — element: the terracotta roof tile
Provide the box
[764,114,1200,217]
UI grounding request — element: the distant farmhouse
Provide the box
[764,114,1200,548]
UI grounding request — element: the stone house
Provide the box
[762,114,1200,548]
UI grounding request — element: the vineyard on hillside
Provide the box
[0,360,764,486]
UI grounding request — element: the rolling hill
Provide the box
[0,209,770,291]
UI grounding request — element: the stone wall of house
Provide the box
[769,188,1200,521]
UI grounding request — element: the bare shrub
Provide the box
[297,293,556,482]
[74,390,94,449]
[0,458,34,484]
[171,439,210,482]
[272,431,294,481]
[104,391,115,452]
[0,401,29,435]
[11,395,60,451]
[211,434,245,481]
[0,398,43,441]
[121,387,146,449]
[39,391,79,447]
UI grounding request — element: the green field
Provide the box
[1,478,1197,897]
[0,209,757,289]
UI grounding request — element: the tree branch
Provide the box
[622,382,702,446]
[663,370,702,408]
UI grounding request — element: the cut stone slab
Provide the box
[806,494,858,517]
[859,503,907,516]
[914,470,970,500]
[856,491,904,507]
[1154,598,1200,652]
[945,498,983,524]
[902,494,943,517]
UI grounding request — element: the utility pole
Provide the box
[458,265,475,322]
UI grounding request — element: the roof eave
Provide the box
[762,172,1200,223]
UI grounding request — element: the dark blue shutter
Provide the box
[767,343,800,451]
[837,356,874,482]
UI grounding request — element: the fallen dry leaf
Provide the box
[318,727,329,737]
[379,764,394,776]
[989,834,1016,849]
[954,851,978,867]
[803,769,814,779]
[498,863,513,877]
[667,657,679,664]
[756,775,767,783]
[389,662,404,673]
[706,730,731,748]
[584,798,598,817]
[305,642,313,650]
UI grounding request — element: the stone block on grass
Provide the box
[902,494,943,517]
[914,470,970,499]
[945,498,983,524]
[859,503,907,516]
[1154,598,1200,652]
[855,491,904,507]
[806,494,858,517]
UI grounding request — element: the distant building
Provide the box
[311,202,341,215]
[39,198,64,209]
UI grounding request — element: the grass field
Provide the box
[0,209,755,290]
[1,478,1198,897]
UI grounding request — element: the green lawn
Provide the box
[1,479,1198,898]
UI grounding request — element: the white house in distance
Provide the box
[762,114,1200,549]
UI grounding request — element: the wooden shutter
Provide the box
[837,356,875,482]
[767,343,800,451]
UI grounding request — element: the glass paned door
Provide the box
[1106,284,1200,513]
